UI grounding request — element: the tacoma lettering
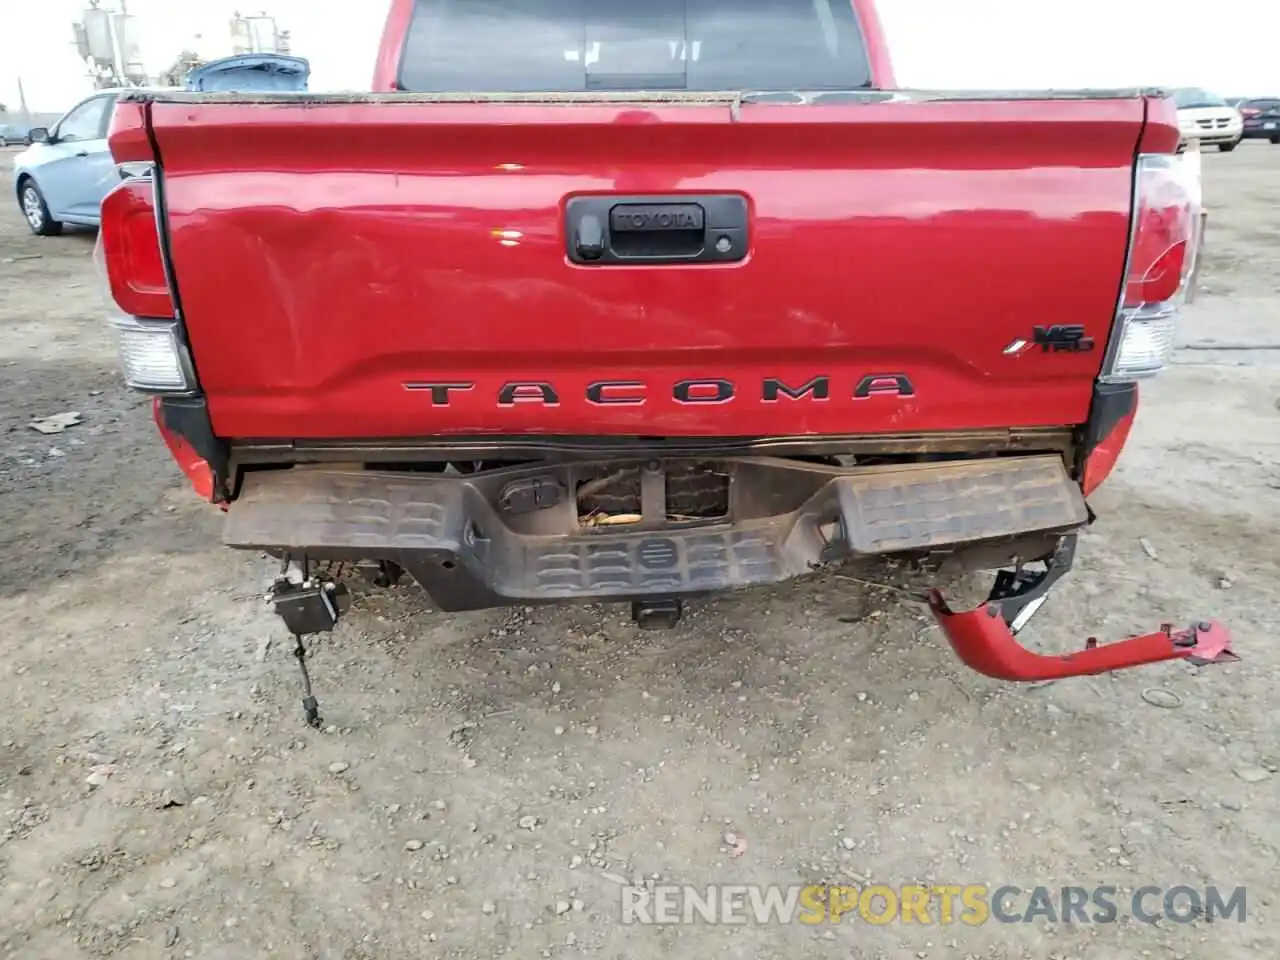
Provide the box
[586,380,647,405]
[673,379,735,405]
[854,374,916,398]
[404,375,915,406]
[402,381,475,406]
[498,382,560,406]
[763,376,830,402]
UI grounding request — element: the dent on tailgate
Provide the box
[148,96,1144,440]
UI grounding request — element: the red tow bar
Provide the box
[928,590,1236,682]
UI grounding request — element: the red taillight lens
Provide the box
[1241,107,1259,116]
[100,178,173,318]
[1125,235,1187,307]
[1123,154,1201,308]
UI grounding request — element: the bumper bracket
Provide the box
[929,591,1236,681]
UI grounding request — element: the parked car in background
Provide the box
[1172,87,1242,151]
[1238,97,1280,143]
[12,90,119,235]
[0,124,31,147]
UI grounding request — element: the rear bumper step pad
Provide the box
[224,455,1087,610]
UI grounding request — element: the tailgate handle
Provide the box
[565,194,748,266]
[607,203,705,260]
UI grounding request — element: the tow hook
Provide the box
[929,596,1236,682]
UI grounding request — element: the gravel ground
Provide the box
[0,143,1277,960]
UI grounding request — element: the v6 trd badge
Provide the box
[1005,325,1096,356]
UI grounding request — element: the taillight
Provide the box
[99,177,172,318]
[1123,157,1198,308]
[96,171,192,393]
[1241,107,1259,116]
[1100,146,1202,383]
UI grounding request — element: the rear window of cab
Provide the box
[396,0,872,93]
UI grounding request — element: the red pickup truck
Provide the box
[100,0,1231,724]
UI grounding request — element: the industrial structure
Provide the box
[72,1,147,89]
[68,3,292,90]
[231,12,292,56]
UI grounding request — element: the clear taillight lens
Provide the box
[1108,305,1179,380]
[109,315,191,391]
[1100,146,1202,383]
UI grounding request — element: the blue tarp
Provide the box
[185,54,310,93]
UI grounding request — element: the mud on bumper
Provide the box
[223,454,1088,611]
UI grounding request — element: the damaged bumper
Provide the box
[924,533,1237,681]
[228,454,1235,684]
[225,454,1087,612]
[929,584,1236,682]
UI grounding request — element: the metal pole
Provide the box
[17,76,30,125]
[116,0,128,85]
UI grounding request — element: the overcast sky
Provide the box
[4,0,1277,113]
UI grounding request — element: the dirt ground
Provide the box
[1,144,1277,960]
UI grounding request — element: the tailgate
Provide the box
[149,95,1146,439]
